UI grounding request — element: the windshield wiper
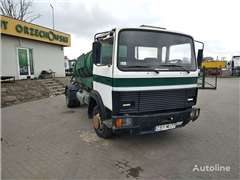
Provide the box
[159,64,190,73]
[122,66,159,74]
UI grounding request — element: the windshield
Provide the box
[233,57,240,60]
[117,30,197,72]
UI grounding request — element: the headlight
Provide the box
[115,117,133,127]
[190,109,200,119]
[122,117,133,126]
[190,110,195,118]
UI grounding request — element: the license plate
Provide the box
[154,123,176,132]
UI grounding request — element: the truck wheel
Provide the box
[66,90,75,108]
[74,100,80,107]
[92,106,113,138]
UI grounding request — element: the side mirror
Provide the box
[92,41,101,64]
[194,40,204,68]
[197,49,203,68]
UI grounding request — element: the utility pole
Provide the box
[50,4,54,30]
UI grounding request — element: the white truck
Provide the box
[65,25,204,138]
[229,55,240,76]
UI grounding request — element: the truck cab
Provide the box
[229,55,240,76]
[66,25,203,138]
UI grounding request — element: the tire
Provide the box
[74,100,80,107]
[92,106,113,138]
[66,90,75,108]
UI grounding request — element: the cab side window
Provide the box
[101,38,113,65]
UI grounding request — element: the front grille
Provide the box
[139,89,186,112]
[112,88,198,114]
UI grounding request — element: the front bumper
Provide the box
[111,108,200,134]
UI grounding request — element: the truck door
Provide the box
[93,38,114,110]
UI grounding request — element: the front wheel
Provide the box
[92,106,113,138]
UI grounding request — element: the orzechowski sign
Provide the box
[0,15,71,47]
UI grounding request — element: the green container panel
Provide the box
[73,51,93,78]
[73,51,93,88]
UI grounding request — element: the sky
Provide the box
[29,0,239,60]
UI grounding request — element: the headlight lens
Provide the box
[190,109,200,119]
[122,117,133,126]
[115,117,133,127]
[190,110,195,118]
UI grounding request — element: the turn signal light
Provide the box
[116,118,122,127]
[195,109,199,117]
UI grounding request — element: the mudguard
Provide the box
[65,84,80,101]
[88,90,105,121]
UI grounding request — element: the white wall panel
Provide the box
[1,35,65,79]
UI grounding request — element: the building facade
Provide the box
[1,15,71,80]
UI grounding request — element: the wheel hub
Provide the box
[93,114,100,129]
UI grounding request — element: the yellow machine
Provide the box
[201,61,226,69]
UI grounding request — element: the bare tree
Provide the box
[0,0,42,23]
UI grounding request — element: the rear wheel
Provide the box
[92,106,113,138]
[66,90,74,108]
[74,100,80,107]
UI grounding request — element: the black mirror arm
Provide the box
[195,40,204,51]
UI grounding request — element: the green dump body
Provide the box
[72,44,114,89]
[73,51,93,89]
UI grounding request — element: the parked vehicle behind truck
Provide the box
[65,25,204,138]
[200,61,226,76]
[229,55,240,76]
